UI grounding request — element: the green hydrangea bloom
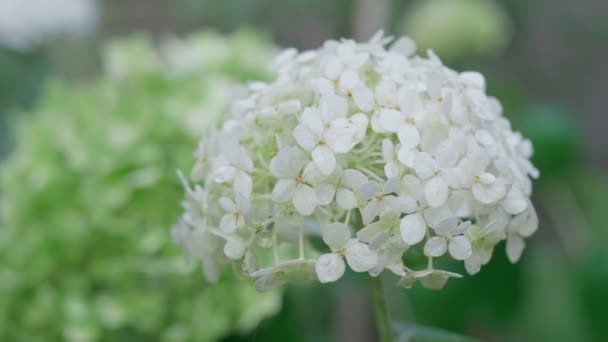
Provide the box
[0,31,280,342]
[402,0,512,59]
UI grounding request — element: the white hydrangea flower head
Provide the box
[174,32,539,291]
[0,0,98,51]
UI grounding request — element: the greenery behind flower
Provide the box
[0,30,280,341]
[401,0,512,60]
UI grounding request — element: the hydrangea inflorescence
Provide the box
[0,31,280,341]
[174,32,539,291]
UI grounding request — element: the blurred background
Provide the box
[0,0,607,341]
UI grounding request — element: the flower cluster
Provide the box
[0,31,279,341]
[0,0,98,51]
[174,32,539,291]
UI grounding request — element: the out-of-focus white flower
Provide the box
[402,0,512,59]
[0,0,98,51]
[174,31,539,291]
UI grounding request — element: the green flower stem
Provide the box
[370,275,394,342]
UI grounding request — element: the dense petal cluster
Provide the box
[174,32,539,291]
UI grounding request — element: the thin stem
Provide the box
[297,224,305,259]
[369,275,393,342]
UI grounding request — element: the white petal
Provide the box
[464,255,483,275]
[323,56,343,80]
[213,165,236,183]
[447,190,474,217]
[322,223,350,249]
[397,147,416,168]
[234,192,250,213]
[293,124,317,151]
[312,145,337,175]
[277,99,301,114]
[361,200,379,225]
[509,205,538,237]
[473,180,507,204]
[271,179,297,202]
[312,77,335,94]
[401,174,424,201]
[321,94,348,120]
[374,80,397,107]
[501,186,528,215]
[293,184,317,215]
[350,113,369,143]
[391,37,416,56]
[478,172,496,184]
[425,176,448,208]
[424,236,447,257]
[236,215,245,228]
[383,177,401,194]
[371,111,386,133]
[300,107,324,134]
[254,272,284,292]
[422,205,455,229]
[420,272,449,290]
[218,197,237,213]
[352,85,375,112]
[442,167,466,188]
[394,194,418,214]
[382,139,395,160]
[448,236,472,260]
[315,253,346,283]
[435,139,462,168]
[435,216,458,236]
[219,214,238,234]
[397,87,422,115]
[336,188,358,210]
[454,221,471,235]
[384,161,401,179]
[345,240,378,272]
[342,169,367,189]
[202,258,220,283]
[238,147,254,172]
[425,72,443,99]
[302,162,325,185]
[397,124,420,149]
[475,129,494,146]
[339,69,360,90]
[414,152,435,180]
[399,213,426,245]
[379,196,400,217]
[315,183,336,205]
[224,239,245,260]
[349,51,369,68]
[376,108,403,132]
[356,222,382,243]
[357,181,379,202]
[325,120,357,153]
[506,235,525,263]
[270,146,307,178]
[459,71,485,90]
[233,172,252,198]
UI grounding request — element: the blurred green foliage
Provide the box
[401,0,512,60]
[517,104,581,179]
[0,48,49,156]
[0,31,281,341]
